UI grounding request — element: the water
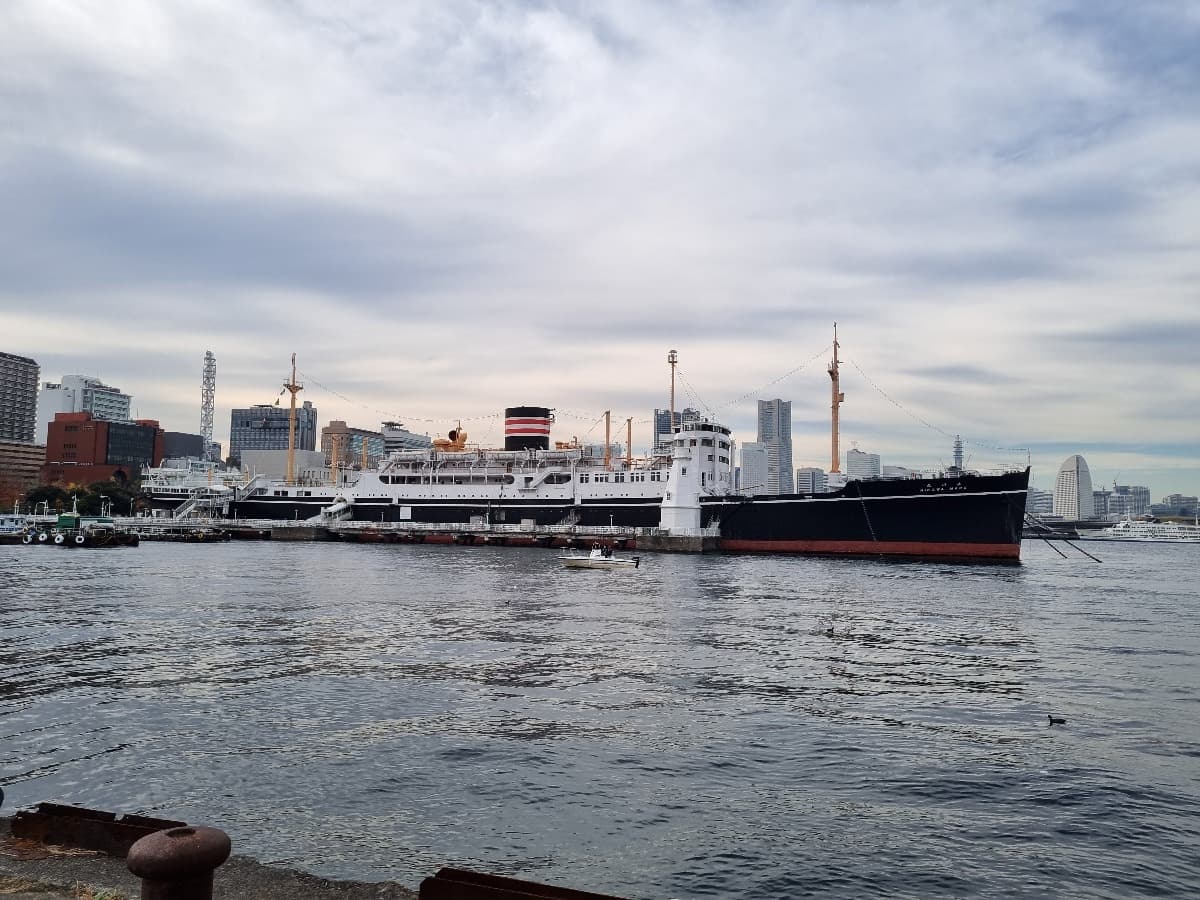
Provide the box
[1,539,1197,898]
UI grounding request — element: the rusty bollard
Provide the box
[126,825,231,900]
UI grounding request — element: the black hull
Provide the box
[707,469,1029,560]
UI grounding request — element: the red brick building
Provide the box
[40,412,164,486]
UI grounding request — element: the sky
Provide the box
[2,1,1198,498]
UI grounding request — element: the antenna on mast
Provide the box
[668,349,678,435]
[827,324,844,473]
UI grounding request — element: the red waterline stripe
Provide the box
[718,538,1021,560]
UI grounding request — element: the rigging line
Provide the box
[844,357,955,439]
[1062,538,1103,564]
[845,358,1029,457]
[673,370,714,417]
[297,370,499,425]
[578,411,608,439]
[1042,537,1069,559]
[713,344,832,411]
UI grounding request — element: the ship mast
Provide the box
[284,353,303,484]
[604,410,611,470]
[668,349,678,436]
[828,324,844,474]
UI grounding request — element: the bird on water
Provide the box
[1048,714,1066,725]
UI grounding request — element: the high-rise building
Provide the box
[1110,484,1150,518]
[163,432,206,460]
[795,467,828,493]
[653,407,702,449]
[1053,454,1095,519]
[1025,487,1053,515]
[228,401,317,464]
[323,420,387,468]
[0,351,41,443]
[35,375,132,442]
[1152,494,1198,517]
[756,399,793,494]
[846,448,882,479]
[380,421,433,454]
[740,442,768,494]
[0,440,45,507]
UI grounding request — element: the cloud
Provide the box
[1,0,1198,498]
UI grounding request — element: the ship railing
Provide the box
[232,473,272,500]
[330,521,638,536]
[637,525,721,538]
[172,494,203,519]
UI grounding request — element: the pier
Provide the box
[18,515,719,553]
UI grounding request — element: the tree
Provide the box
[24,485,71,513]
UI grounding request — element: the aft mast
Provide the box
[284,353,303,484]
[828,324,844,474]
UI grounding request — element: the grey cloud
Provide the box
[0,149,516,302]
[1051,321,1200,357]
[903,366,1019,387]
[2,1,1199,497]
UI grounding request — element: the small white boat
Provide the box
[559,544,641,569]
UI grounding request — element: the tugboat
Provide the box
[0,512,34,545]
[30,500,140,548]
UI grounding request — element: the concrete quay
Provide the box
[1,816,416,900]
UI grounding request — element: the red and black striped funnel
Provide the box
[504,406,552,450]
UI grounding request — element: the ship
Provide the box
[1084,517,1200,543]
[140,459,248,512]
[144,335,1030,561]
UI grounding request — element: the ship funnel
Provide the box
[504,406,552,450]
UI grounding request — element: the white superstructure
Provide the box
[140,461,248,502]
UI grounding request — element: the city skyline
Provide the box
[9,351,1199,502]
[2,3,1197,499]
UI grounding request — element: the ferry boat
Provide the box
[209,337,1030,562]
[1089,518,1200,543]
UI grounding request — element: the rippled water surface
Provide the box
[2,540,1198,898]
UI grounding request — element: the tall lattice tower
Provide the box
[201,351,216,459]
